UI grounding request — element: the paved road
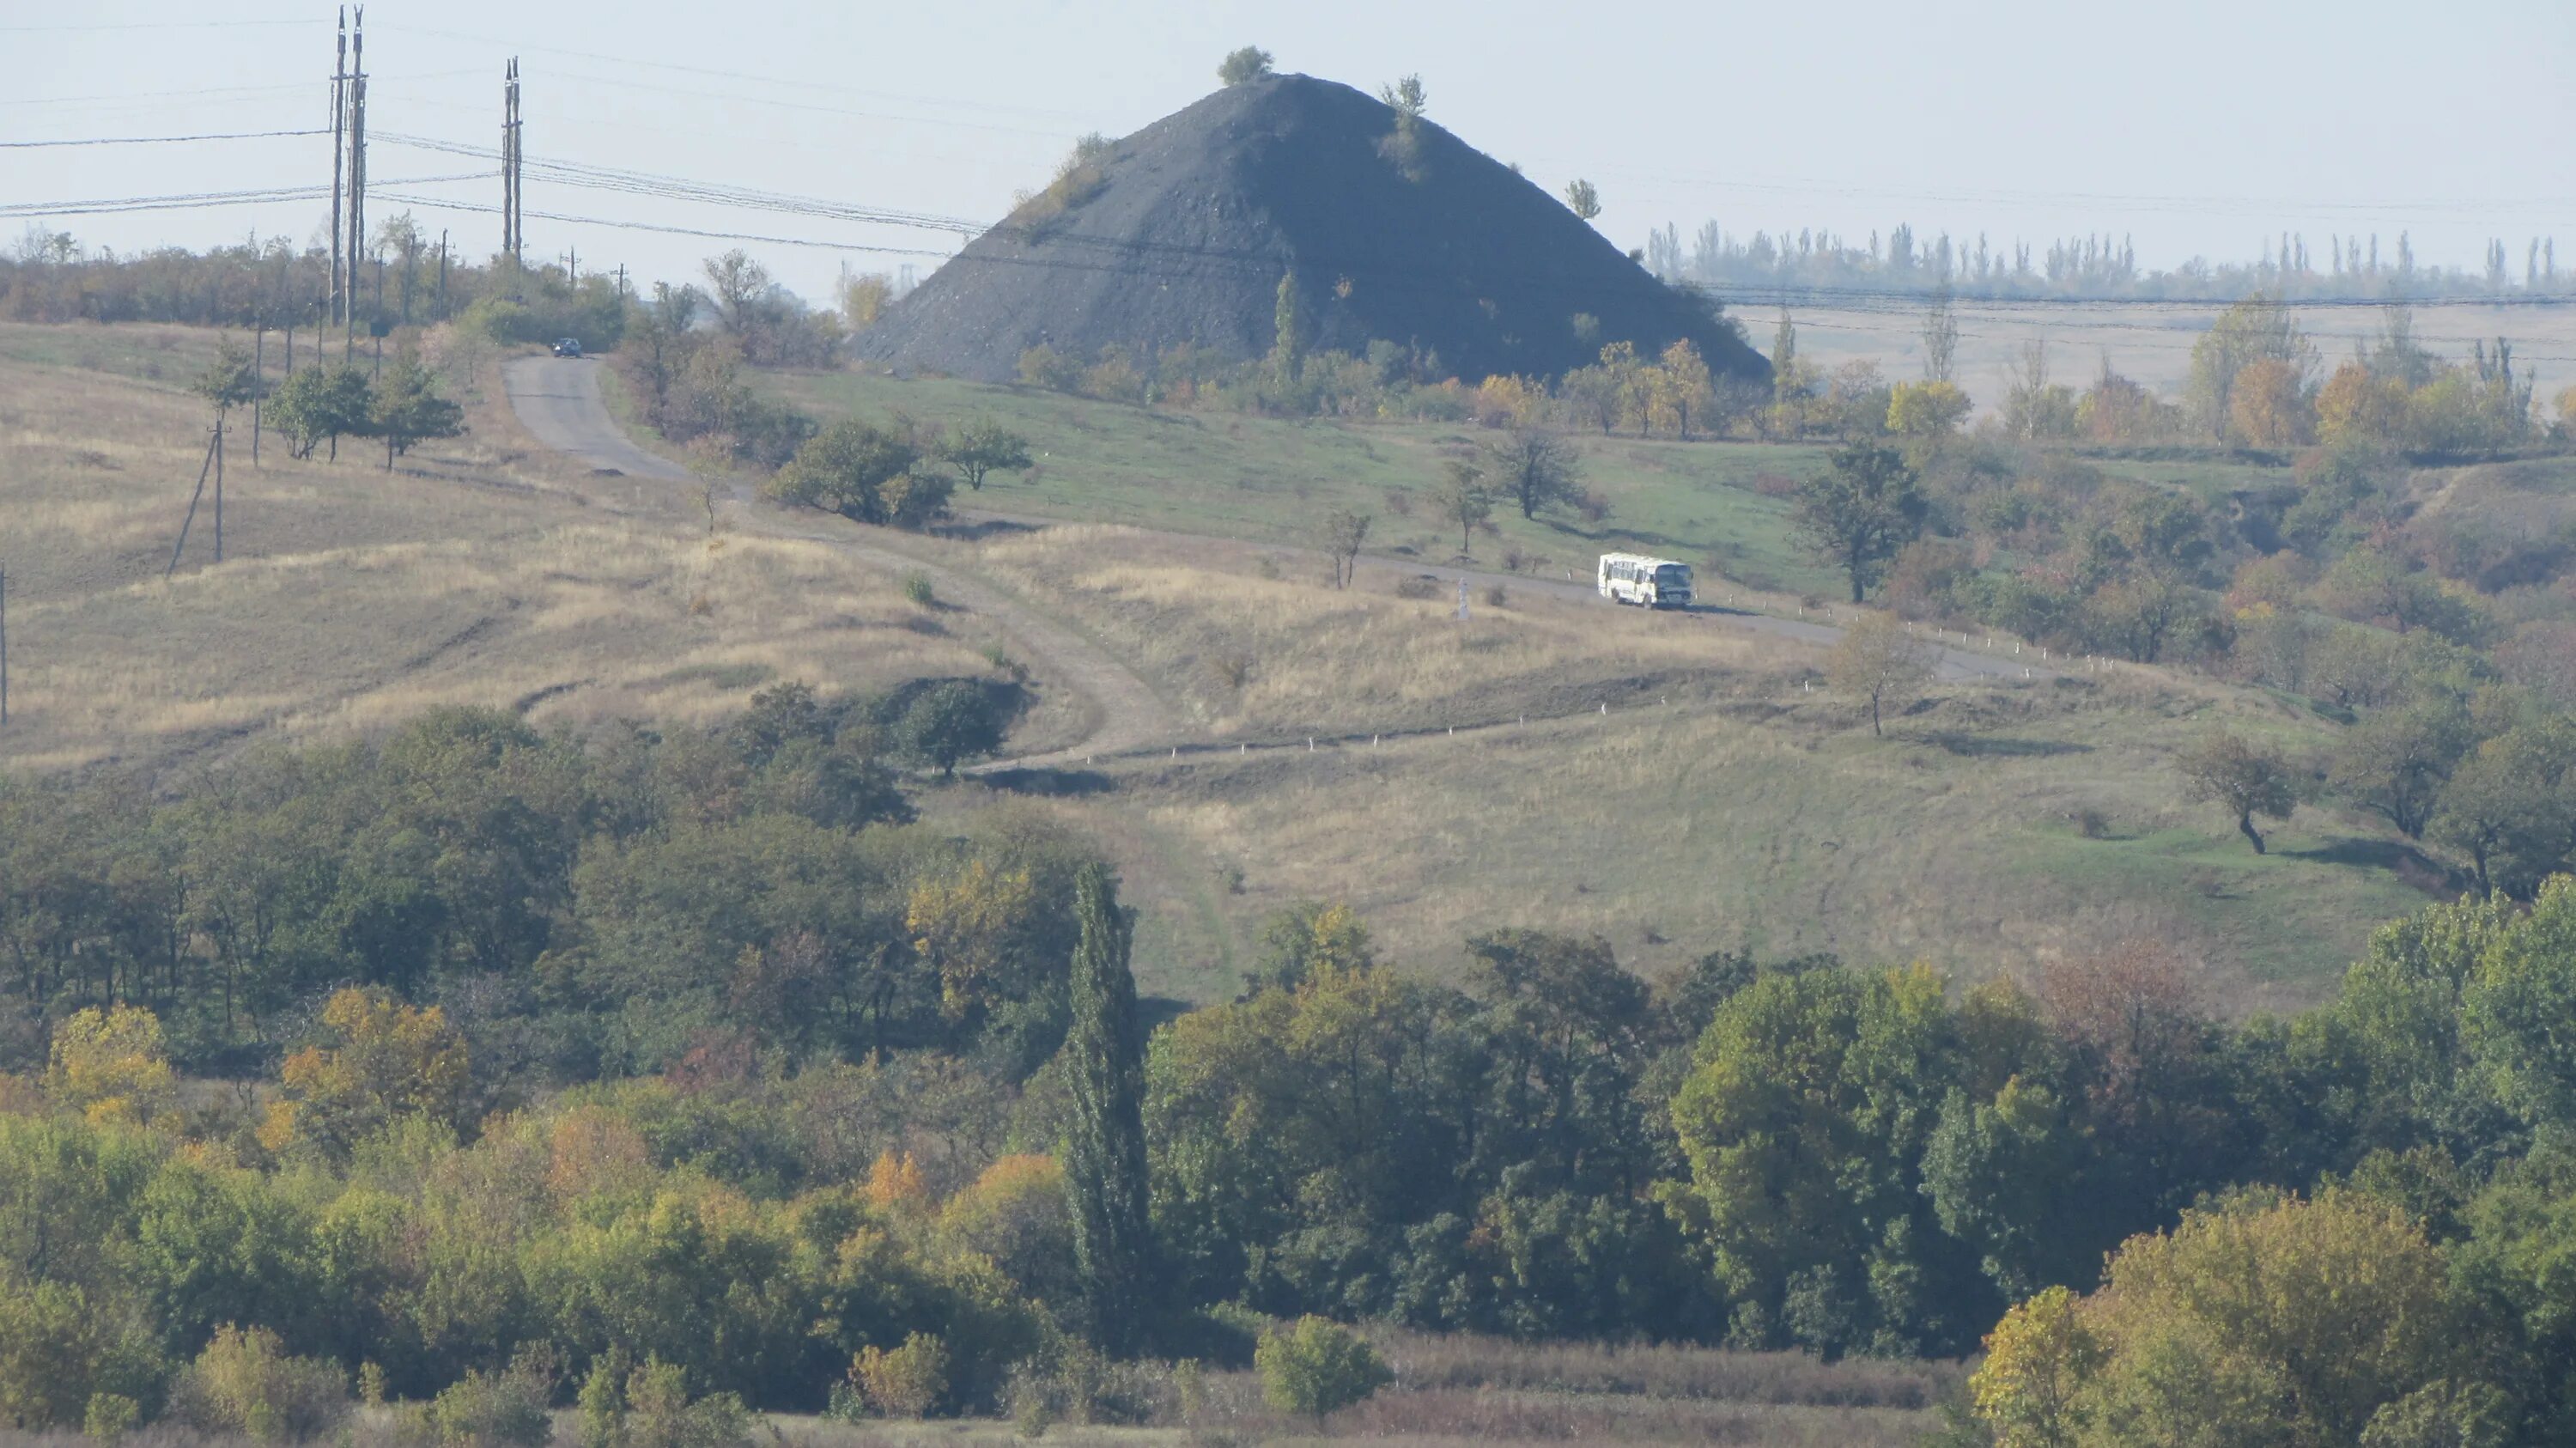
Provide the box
[501,356,1178,770]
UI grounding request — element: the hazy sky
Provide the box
[8,0,2574,302]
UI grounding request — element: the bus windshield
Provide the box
[1654,565,1690,585]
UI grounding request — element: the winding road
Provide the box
[503,356,1176,770]
[501,356,2047,768]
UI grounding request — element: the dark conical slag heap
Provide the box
[854,75,1771,386]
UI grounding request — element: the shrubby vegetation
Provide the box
[11,674,2576,1442]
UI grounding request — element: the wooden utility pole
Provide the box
[1,563,10,729]
[167,429,219,580]
[251,324,264,465]
[436,229,449,319]
[213,414,225,563]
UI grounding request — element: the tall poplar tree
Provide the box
[1063,863,1155,1353]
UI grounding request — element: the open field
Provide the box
[0,322,1072,771]
[762,1330,1956,1447]
[1786,297,2576,422]
[919,530,2436,1007]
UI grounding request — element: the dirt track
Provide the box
[502,356,2045,768]
[502,356,1178,770]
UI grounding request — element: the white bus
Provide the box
[1598,553,1693,609]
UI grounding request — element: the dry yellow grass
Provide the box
[0,326,1018,770]
[951,524,1807,736]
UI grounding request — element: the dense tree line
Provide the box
[2,222,623,350]
[1639,214,2571,303]
[0,683,1029,1074]
[9,677,2576,1441]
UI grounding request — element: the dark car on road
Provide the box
[551,338,583,357]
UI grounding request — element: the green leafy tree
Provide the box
[0,1277,163,1432]
[2462,874,2576,1131]
[1271,270,1306,384]
[1217,46,1274,86]
[1255,1317,1390,1422]
[1246,900,1374,994]
[1794,442,1926,603]
[2177,730,2297,854]
[1376,75,1430,181]
[2186,291,2316,441]
[2431,721,2576,895]
[935,420,1031,491]
[1562,179,1601,222]
[1434,460,1492,558]
[1062,864,1154,1353]
[2329,697,2474,840]
[1668,963,1984,1356]
[369,348,465,469]
[897,682,1006,777]
[1969,1191,2467,1448]
[1320,509,1370,590]
[768,420,941,527]
[191,335,259,420]
[268,363,374,461]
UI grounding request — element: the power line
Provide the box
[374,193,956,257]
[532,67,1084,142]
[370,21,1104,125]
[374,131,982,234]
[0,17,319,32]
[0,173,486,219]
[0,127,326,149]
[0,70,477,107]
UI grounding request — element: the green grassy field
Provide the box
[758,368,1849,596]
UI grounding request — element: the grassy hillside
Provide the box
[0,321,2455,1007]
[756,367,1851,596]
[915,528,2436,1008]
[0,323,1067,770]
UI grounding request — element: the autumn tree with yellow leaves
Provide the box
[258,989,471,1159]
[45,1006,176,1127]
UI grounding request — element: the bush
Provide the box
[1394,575,1443,600]
[617,1361,750,1448]
[850,1334,948,1420]
[0,1274,165,1428]
[171,1324,349,1445]
[84,1392,140,1446]
[1255,1317,1392,1422]
[902,571,936,607]
[425,1362,555,1448]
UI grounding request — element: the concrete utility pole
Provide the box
[501,58,522,266]
[343,6,368,355]
[1,563,10,728]
[328,9,346,324]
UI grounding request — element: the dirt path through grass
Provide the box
[503,356,1178,768]
[943,509,2047,684]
